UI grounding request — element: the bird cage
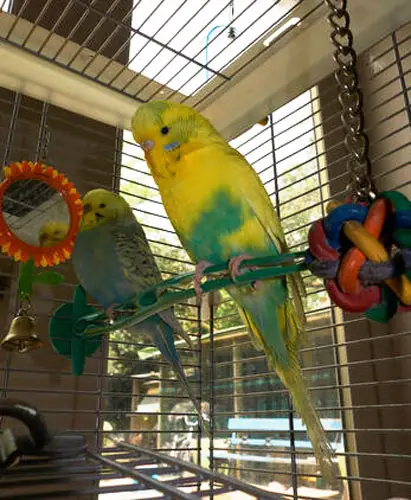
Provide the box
[0,0,410,499]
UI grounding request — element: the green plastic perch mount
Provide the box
[48,252,307,375]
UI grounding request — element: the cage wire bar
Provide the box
[0,28,408,500]
[0,0,323,106]
[0,0,409,499]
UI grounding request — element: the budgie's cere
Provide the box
[38,221,68,247]
[131,101,338,484]
[71,188,208,432]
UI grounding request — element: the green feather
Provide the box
[231,279,289,367]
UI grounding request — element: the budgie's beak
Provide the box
[82,215,99,230]
[81,207,100,230]
[140,140,154,152]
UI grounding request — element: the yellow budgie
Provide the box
[131,100,338,484]
[38,221,69,247]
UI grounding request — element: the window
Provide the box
[112,86,347,497]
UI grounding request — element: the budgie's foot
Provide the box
[193,260,213,298]
[229,254,262,291]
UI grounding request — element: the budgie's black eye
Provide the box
[99,203,106,209]
[160,126,169,135]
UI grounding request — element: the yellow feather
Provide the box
[151,144,280,256]
[221,216,268,253]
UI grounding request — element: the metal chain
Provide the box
[325,0,377,202]
[40,126,50,162]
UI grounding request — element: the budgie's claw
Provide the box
[229,254,252,280]
[229,254,262,291]
[193,260,213,299]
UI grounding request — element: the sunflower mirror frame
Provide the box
[0,161,83,267]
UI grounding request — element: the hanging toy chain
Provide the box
[304,1,411,322]
[325,0,376,202]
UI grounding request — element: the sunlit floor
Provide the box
[99,477,341,499]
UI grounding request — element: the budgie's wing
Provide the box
[110,216,192,346]
[227,156,337,482]
[245,195,306,331]
[230,149,306,330]
[110,215,162,286]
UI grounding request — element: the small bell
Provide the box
[1,309,42,353]
[227,26,236,39]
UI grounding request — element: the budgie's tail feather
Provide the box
[167,351,211,437]
[242,299,338,486]
[152,318,210,437]
[175,328,194,350]
[280,364,338,486]
[159,309,194,349]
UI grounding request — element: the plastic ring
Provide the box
[323,203,368,249]
[308,220,339,261]
[325,279,381,313]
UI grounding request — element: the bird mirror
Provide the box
[0,162,83,267]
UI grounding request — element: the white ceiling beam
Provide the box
[0,1,410,140]
[0,41,138,131]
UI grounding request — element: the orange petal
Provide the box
[44,167,54,177]
[56,174,65,185]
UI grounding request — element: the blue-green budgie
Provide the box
[131,100,337,483]
[71,188,208,433]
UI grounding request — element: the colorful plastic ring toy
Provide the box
[308,210,381,312]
